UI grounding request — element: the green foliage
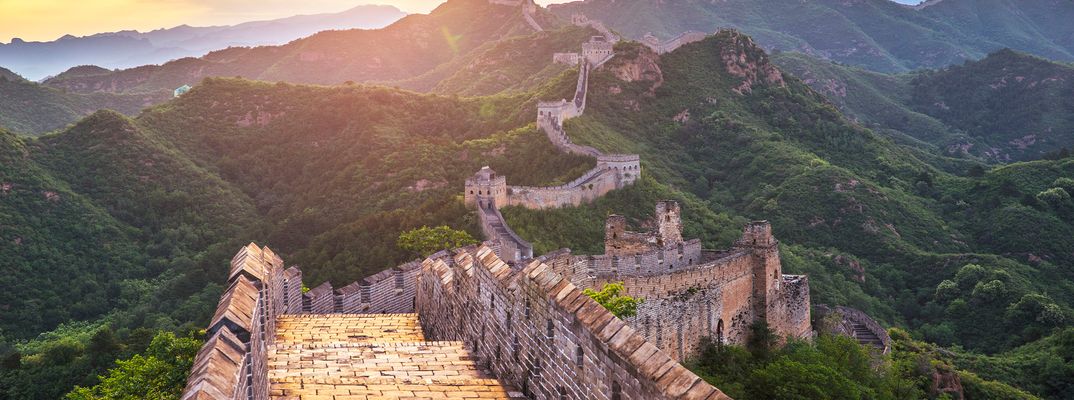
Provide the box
[0,77,167,135]
[908,50,1074,162]
[774,49,1074,163]
[65,331,200,400]
[549,0,1074,72]
[397,225,478,257]
[889,328,1042,400]
[582,282,642,318]
[692,333,921,400]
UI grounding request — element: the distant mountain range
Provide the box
[548,0,1074,73]
[40,0,564,95]
[0,4,407,81]
[0,66,169,135]
[0,0,582,135]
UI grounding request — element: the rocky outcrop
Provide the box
[716,31,786,94]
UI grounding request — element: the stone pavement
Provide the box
[267,314,525,399]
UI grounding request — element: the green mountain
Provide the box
[41,0,565,95]
[547,0,1074,73]
[502,33,1073,397]
[0,72,168,135]
[773,49,1074,162]
[2,29,1072,399]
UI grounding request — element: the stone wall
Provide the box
[184,214,811,398]
[415,245,731,400]
[514,205,813,362]
[583,37,615,66]
[642,31,709,54]
[552,52,580,65]
[181,243,300,400]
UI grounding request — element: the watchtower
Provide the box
[464,166,508,209]
[735,221,782,321]
[655,200,683,245]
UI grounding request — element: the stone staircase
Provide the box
[851,322,884,348]
[267,314,524,399]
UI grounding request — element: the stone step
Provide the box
[269,342,491,381]
[270,377,526,399]
[275,314,424,344]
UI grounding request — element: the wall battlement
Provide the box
[182,241,734,400]
[183,201,810,398]
[468,28,640,263]
[530,202,812,361]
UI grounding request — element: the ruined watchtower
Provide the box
[464,166,507,209]
[734,221,786,327]
[604,201,689,257]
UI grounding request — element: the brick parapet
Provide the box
[415,245,730,400]
[181,243,299,400]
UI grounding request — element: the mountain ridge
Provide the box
[41,0,558,94]
[548,0,1074,73]
[773,48,1074,162]
[0,4,407,81]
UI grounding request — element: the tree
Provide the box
[1036,187,1072,210]
[396,226,478,257]
[583,282,642,318]
[65,331,200,400]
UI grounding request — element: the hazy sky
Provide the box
[0,0,918,43]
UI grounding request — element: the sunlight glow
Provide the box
[0,0,576,43]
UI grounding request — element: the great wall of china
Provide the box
[179,3,821,399]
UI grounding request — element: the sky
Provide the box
[0,0,918,43]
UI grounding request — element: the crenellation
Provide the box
[513,202,812,361]
[304,282,335,314]
[414,245,731,400]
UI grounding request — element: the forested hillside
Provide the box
[548,0,1074,73]
[774,49,1074,162]
[0,76,595,397]
[0,71,167,135]
[502,33,1074,398]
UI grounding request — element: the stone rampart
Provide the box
[181,243,299,400]
[487,0,542,31]
[468,31,641,262]
[570,13,619,43]
[643,31,709,54]
[478,202,534,261]
[415,245,731,400]
[512,207,813,362]
[552,52,580,65]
